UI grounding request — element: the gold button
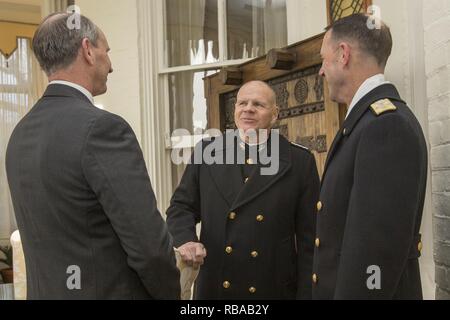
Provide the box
[256,215,264,222]
[249,287,256,294]
[246,158,254,165]
[343,128,348,136]
[229,212,237,220]
[251,251,258,258]
[312,274,318,284]
[315,238,320,248]
[317,201,323,211]
[418,241,423,252]
[225,246,233,254]
[223,281,231,289]
[244,177,249,184]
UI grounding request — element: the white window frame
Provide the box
[159,0,261,75]
[159,0,288,149]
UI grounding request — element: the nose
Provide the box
[242,103,256,113]
[319,65,325,77]
[109,67,114,74]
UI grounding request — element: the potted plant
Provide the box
[0,246,13,284]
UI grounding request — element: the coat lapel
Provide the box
[322,84,404,181]
[231,134,292,211]
[207,133,292,210]
[207,134,244,208]
[208,163,243,208]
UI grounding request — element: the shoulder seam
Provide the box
[290,142,310,152]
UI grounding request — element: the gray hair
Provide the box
[32,13,99,76]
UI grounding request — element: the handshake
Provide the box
[174,242,207,300]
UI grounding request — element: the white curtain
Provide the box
[263,0,288,52]
[167,0,207,186]
[0,39,47,241]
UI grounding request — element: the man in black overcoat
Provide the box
[313,13,428,299]
[167,81,320,300]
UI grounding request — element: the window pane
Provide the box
[168,69,218,188]
[227,0,287,60]
[169,70,218,134]
[165,0,219,67]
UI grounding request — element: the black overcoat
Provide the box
[312,84,428,300]
[167,133,320,300]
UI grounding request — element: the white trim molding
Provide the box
[137,0,173,215]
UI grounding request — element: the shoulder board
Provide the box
[291,142,310,151]
[370,99,397,116]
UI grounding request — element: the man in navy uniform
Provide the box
[314,13,428,299]
[167,81,320,299]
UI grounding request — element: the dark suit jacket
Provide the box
[312,84,428,300]
[167,133,320,300]
[6,84,180,300]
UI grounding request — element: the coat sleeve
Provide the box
[166,143,202,248]
[81,113,180,300]
[296,152,320,299]
[334,115,426,299]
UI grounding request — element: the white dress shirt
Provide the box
[49,80,94,104]
[345,74,390,119]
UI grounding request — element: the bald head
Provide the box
[239,81,277,107]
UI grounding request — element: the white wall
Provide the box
[0,0,42,24]
[374,0,435,300]
[75,0,142,144]
[286,0,327,44]
[424,0,450,300]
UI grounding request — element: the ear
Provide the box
[339,42,352,66]
[271,106,280,124]
[81,38,95,66]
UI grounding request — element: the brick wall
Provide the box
[424,0,450,300]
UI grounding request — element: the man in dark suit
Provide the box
[5,13,179,299]
[167,81,320,299]
[313,13,428,299]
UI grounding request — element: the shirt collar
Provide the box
[49,80,94,104]
[238,133,270,152]
[345,74,390,119]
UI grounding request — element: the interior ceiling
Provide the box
[0,0,42,24]
[0,0,41,6]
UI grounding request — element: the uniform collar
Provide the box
[346,74,390,120]
[238,135,270,153]
[322,83,405,182]
[343,83,404,137]
[209,131,292,210]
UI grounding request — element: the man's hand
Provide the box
[177,242,207,269]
